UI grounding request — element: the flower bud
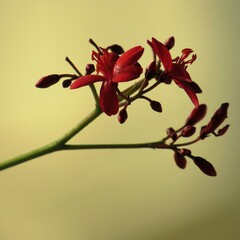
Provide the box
[185,104,207,126]
[166,127,177,141]
[164,36,175,50]
[150,100,162,113]
[62,79,72,88]
[180,148,192,156]
[205,103,229,133]
[187,81,202,93]
[106,44,124,54]
[181,125,196,137]
[85,64,95,75]
[191,156,217,176]
[145,61,157,80]
[35,74,61,88]
[118,108,128,124]
[217,124,230,137]
[174,151,187,169]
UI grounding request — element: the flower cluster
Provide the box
[35,37,230,176]
[36,37,202,119]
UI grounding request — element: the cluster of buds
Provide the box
[35,37,230,176]
[159,103,229,176]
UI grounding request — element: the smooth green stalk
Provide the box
[0,108,102,171]
[63,140,167,150]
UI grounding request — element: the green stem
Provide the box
[65,56,99,106]
[62,140,168,150]
[0,108,102,171]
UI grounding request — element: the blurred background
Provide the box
[0,0,239,239]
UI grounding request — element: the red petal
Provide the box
[148,37,172,72]
[70,75,106,89]
[112,65,143,82]
[174,80,199,107]
[99,81,119,116]
[115,46,144,69]
[170,63,191,82]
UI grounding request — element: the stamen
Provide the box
[89,38,102,53]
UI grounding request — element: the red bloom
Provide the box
[147,37,201,107]
[70,46,144,116]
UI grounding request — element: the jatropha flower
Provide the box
[70,46,144,116]
[147,37,201,107]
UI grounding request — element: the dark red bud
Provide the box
[85,64,95,75]
[62,79,72,88]
[181,125,196,137]
[106,44,124,54]
[191,156,217,176]
[150,100,162,113]
[203,103,229,134]
[145,61,157,80]
[164,36,175,50]
[217,124,230,136]
[180,148,192,156]
[166,127,177,141]
[199,125,208,139]
[35,74,61,88]
[174,151,187,169]
[118,108,128,124]
[187,81,202,93]
[185,104,207,126]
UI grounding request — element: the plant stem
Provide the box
[63,141,166,150]
[65,56,99,106]
[0,108,102,171]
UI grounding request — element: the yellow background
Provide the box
[0,0,239,239]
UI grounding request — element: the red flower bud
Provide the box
[191,156,217,176]
[106,44,124,54]
[179,148,192,156]
[200,103,229,139]
[150,100,162,112]
[118,108,128,124]
[145,61,157,80]
[166,127,177,141]
[85,64,95,75]
[62,79,72,88]
[164,36,175,50]
[35,74,61,88]
[174,151,187,169]
[217,124,230,137]
[185,104,207,126]
[181,125,196,137]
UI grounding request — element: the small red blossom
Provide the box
[147,37,201,107]
[70,46,144,116]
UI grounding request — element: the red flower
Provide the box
[70,46,144,116]
[147,37,201,107]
